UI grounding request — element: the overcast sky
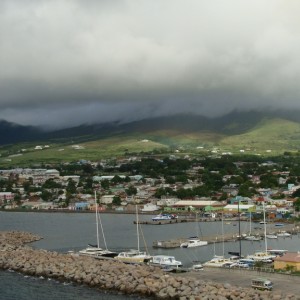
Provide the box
[1,0,300,129]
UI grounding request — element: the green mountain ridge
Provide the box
[1,117,300,166]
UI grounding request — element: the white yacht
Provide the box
[266,234,277,239]
[203,256,235,268]
[244,235,261,241]
[246,251,275,262]
[180,237,208,248]
[277,231,291,237]
[150,255,182,268]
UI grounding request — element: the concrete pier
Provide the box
[153,223,300,248]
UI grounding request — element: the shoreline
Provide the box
[0,230,298,299]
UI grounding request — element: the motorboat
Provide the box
[181,212,207,248]
[115,249,152,264]
[267,249,288,256]
[190,263,204,271]
[266,234,278,239]
[180,237,208,248]
[244,235,261,241]
[277,231,291,237]
[246,251,276,262]
[203,256,235,268]
[150,255,182,268]
[152,213,177,221]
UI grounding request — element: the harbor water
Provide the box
[1,211,299,299]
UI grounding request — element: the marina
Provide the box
[152,223,300,248]
[1,211,300,299]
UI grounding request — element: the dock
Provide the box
[134,217,232,225]
[152,223,300,248]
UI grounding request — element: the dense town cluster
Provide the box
[1,154,300,218]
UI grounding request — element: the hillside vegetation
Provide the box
[1,118,300,166]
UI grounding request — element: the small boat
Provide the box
[244,235,261,241]
[259,221,267,225]
[79,192,118,259]
[190,263,204,271]
[115,249,152,264]
[267,249,288,256]
[277,231,291,237]
[246,251,275,262]
[150,255,182,268]
[152,213,177,221]
[266,234,277,239]
[275,223,285,227]
[203,256,235,268]
[79,245,118,258]
[180,237,208,248]
[116,205,152,264]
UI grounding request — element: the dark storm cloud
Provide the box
[1,0,300,128]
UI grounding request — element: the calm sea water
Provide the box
[1,211,299,299]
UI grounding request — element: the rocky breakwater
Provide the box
[0,231,298,300]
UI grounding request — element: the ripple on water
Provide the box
[0,270,149,300]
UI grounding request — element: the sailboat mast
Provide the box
[249,211,251,236]
[95,191,100,248]
[263,201,268,253]
[221,211,224,257]
[136,205,140,252]
[98,208,108,250]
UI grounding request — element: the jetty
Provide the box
[153,223,300,248]
[134,216,239,225]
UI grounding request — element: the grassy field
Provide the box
[1,118,300,166]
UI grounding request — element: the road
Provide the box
[175,267,300,297]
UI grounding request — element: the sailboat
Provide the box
[79,192,118,259]
[180,212,208,248]
[115,205,152,264]
[244,211,261,241]
[246,201,275,262]
[203,212,235,268]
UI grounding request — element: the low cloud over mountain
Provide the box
[1,1,300,129]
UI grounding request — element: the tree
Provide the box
[112,196,121,206]
[293,198,300,212]
[101,179,110,190]
[66,179,77,195]
[41,190,52,202]
[126,185,137,196]
[42,179,62,189]
[14,193,22,205]
[112,175,122,184]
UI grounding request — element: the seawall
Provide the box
[0,231,297,299]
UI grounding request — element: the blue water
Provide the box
[1,211,299,299]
